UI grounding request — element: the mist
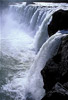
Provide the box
[1,6,33,57]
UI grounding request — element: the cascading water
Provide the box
[0,2,68,100]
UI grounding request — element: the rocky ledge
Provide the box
[48,9,68,36]
[41,35,68,100]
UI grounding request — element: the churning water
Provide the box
[0,2,68,100]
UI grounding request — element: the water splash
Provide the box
[1,2,68,100]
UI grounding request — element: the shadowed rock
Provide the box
[42,82,68,100]
[48,9,68,36]
[41,35,68,100]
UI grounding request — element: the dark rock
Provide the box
[48,9,68,36]
[26,2,34,5]
[42,83,68,100]
[63,82,68,89]
[41,35,68,99]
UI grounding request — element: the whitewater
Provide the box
[0,2,68,100]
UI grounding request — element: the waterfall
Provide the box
[26,32,64,100]
[30,9,40,30]
[33,10,53,53]
[1,2,68,100]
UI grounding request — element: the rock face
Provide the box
[41,35,68,100]
[48,9,68,36]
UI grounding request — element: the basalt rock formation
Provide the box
[48,9,68,36]
[41,35,68,100]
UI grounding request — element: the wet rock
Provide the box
[48,9,68,36]
[41,35,68,99]
[42,82,68,100]
[26,2,34,5]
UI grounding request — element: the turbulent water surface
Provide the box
[0,2,68,100]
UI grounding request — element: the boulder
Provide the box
[48,9,68,36]
[41,35,68,99]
